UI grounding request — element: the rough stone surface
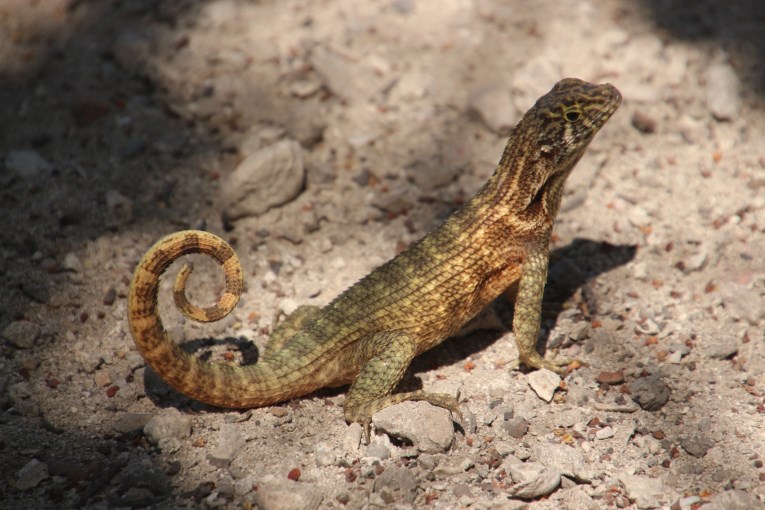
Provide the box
[222,140,305,219]
[372,400,455,453]
[527,369,561,402]
[143,409,192,444]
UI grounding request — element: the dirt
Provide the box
[1,1,764,509]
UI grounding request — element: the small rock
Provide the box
[15,459,49,490]
[285,103,326,147]
[61,252,83,273]
[217,475,235,498]
[209,423,246,467]
[705,60,740,121]
[503,417,529,439]
[531,443,596,482]
[372,400,455,453]
[143,409,192,444]
[113,30,152,73]
[234,475,256,496]
[314,444,336,467]
[373,466,417,504]
[105,190,134,228]
[628,206,651,228]
[344,422,363,450]
[222,140,305,220]
[631,110,657,134]
[22,280,49,304]
[309,46,379,102]
[698,489,765,510]
[103,287,117,306]
[596,370,625,385]
[507,461,560,499]
[618,474,664,509]
[9,381,32,401]
[365,442,391,460]
[5,149,53,180]
[595,426,615,440]
[680,434,714,458]
[114,413,152,433]
[718,282,765,325]
[252,481,323,510]
[527,369,561,402]
[467,83,517,135]
[111,461,171,507]
[2,320,41,349]
[629,375,670,411]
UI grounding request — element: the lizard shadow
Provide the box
[143,237,637,409]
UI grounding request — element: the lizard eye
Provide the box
[564,109,582,122]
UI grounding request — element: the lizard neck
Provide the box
[477,135,586,227]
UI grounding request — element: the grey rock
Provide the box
[61,252,83,273]
[143,409,192,444]
[217,474,235,498]
[531,443,596,482]
[698,489,765,510]
[629,375,670,411]
[234,475,256,496]
[467,83,517,135]
[22,280,49,303]
[373,400,455,453]
[373,466,417,504]
[113,30,152,74]
[5,149,52,180]
[503,417,529,439]
[15,459,49,490]
[507,461,561,499]
[252,481,323,510]
[222,140,305,219]
[527,369,561,402]
[285,102,326,147]
[105,190,134,228]
[309,46,381,102]
[365,442,391,460]
[680,434,714,458]
[110,461,171,506]
[595,426,615,440]
[406,159,461,190]
[114,413,152,433]
[705,61,740,121]
[618,474,664,509]
[2,320,41,349]
[9,381,32,402]
[718,282,765,325]
[209,423,246,467]
[314,443,337,466]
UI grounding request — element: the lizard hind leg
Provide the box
[343,331,463,443]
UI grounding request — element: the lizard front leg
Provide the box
[511,241,576,374]
[343,331,463,443]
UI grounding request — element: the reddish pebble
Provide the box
[287,468,301,481]
[105,385,119,397]
[596,370,625,385]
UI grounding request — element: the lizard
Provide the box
[128,78,621,439]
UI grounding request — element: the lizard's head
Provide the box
[530,77,622,170]
[501,78,621,220]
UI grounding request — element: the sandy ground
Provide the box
[1,1,764,509]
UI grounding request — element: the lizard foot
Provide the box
[510,351,579,376]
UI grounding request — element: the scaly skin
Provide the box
[128,78,621,438]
